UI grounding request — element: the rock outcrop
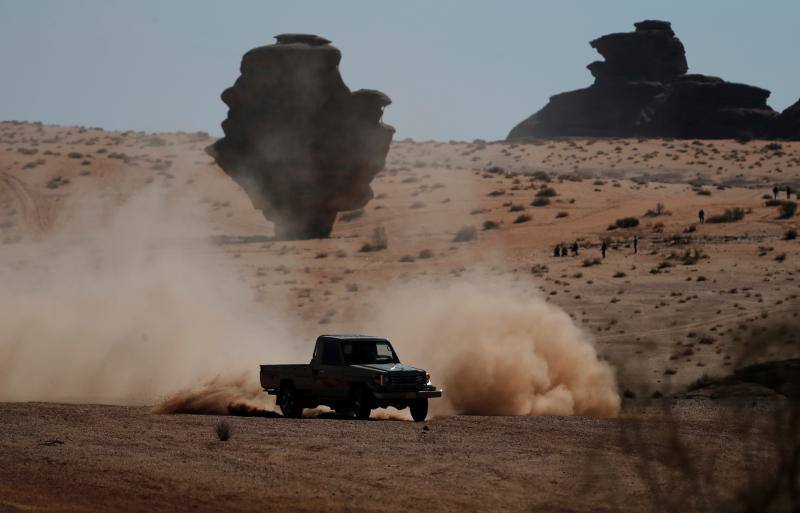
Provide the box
[772,99,800,140]
[508,21,787,140]
[207,34,394,239]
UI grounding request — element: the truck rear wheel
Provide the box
[410,398,428,422]
[350,387,372,420]
[277,385,303,418]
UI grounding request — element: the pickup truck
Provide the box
[260,334,442,421]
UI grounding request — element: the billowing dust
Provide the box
[0,187,619,419]
[361,282,621,417]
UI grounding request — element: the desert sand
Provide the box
[1,121,799,511]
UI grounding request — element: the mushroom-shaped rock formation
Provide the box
[508,21,780,140]
[207,34,394,239]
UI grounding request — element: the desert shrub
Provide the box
[418,249,433,259]
[644,203,671,217]
[609,217,639,230]
[784,229,798,240]
[778,201,797,219]
[453,226,477,242]
[582,258,601,267]
[531,170,551,182]
[530,264,548,276]
[399,255,415,263]
[556,211,569,218]
[482,220,499,230]
[695,189,711,196]
[735,131,754,144]
[706,208,745,223]
[508,204,525,212]
[410,201,426,209]
[359,227,388,252]
[775,252,787,262]
[613,271,627,278]
[686,373,714,391]
[513,214,532,224]
[536,186,557,198]
[215,421,232,441]
[531,197,550,207]
[339,209,364,222]
[765,199,783,207]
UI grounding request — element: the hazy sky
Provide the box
[1,1,798,140]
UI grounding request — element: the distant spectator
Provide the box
[601,240,608,259]
[553,245,560,257]
[571,241,579,256]
[773,185,780,200]
[633,235,639,254]
[560,245,568,257]
[698,209,705,224]
[788,186,793,200]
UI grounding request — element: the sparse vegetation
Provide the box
[706,208,746,223]
[359,227,388,252]
[582,257,601,267]
[482,220,499,230]
[536,186,557,198]
[530,197,550,207]
[609,217,639,230]
[777,201,797,219]
[215,421,232,441]
[513,214,532,224]
[644,203,671,217]
[784,229,797,240]
[453,226,477,242]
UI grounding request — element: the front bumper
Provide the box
[373,389,443,400]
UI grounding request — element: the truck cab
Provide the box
[260,334,442,421]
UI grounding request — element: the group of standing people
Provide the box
[773,185,794,200]
[553,236,638,259]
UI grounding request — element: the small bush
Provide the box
[582,258,601,267]
[530,197,550,207]
[609,217,639,230]
[536,186,557,198]
[453,226,477,242]
[513,214,532,224]
[613,271,626,278]
[784,229,797,240]
[359,227,388,252]
[695,189,711,196]
[644,203,670,217]
[483,220,499,230]
[706,208,745,223]
[765,199,783,207]
[778,201,797,219]
[508,204,525,212]
[418,249,434,259]
[399,255,415,263]
[556,211,569,218]
[215,421,232,441]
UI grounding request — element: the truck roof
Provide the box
[317,334,388,341]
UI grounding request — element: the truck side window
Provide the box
[321,342,341,366]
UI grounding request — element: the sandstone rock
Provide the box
[771,99,800,140]
[508,21,779,140]
[208,34,394,239]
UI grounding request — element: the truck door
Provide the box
[312,340,349,400]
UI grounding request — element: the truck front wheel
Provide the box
[277,385,303,418]
[350,387,372,420]
[410,398,428,422]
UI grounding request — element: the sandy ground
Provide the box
[0,401,780,513]
[1,121,799,511]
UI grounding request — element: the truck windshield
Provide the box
[342,339,398,365]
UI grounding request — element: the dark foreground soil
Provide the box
[0,401,782,513]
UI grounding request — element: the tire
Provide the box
[410,398,428,422]
[350,387,372,420]
[277,384,303,418]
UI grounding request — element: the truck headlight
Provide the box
[425,372,431,384]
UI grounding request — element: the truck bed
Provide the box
[259,364,313,391]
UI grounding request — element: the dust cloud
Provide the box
[0,186,619,419]
[362,281,621,417]
[0,187,301,408]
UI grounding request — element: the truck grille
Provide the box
[389,372,426,385]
